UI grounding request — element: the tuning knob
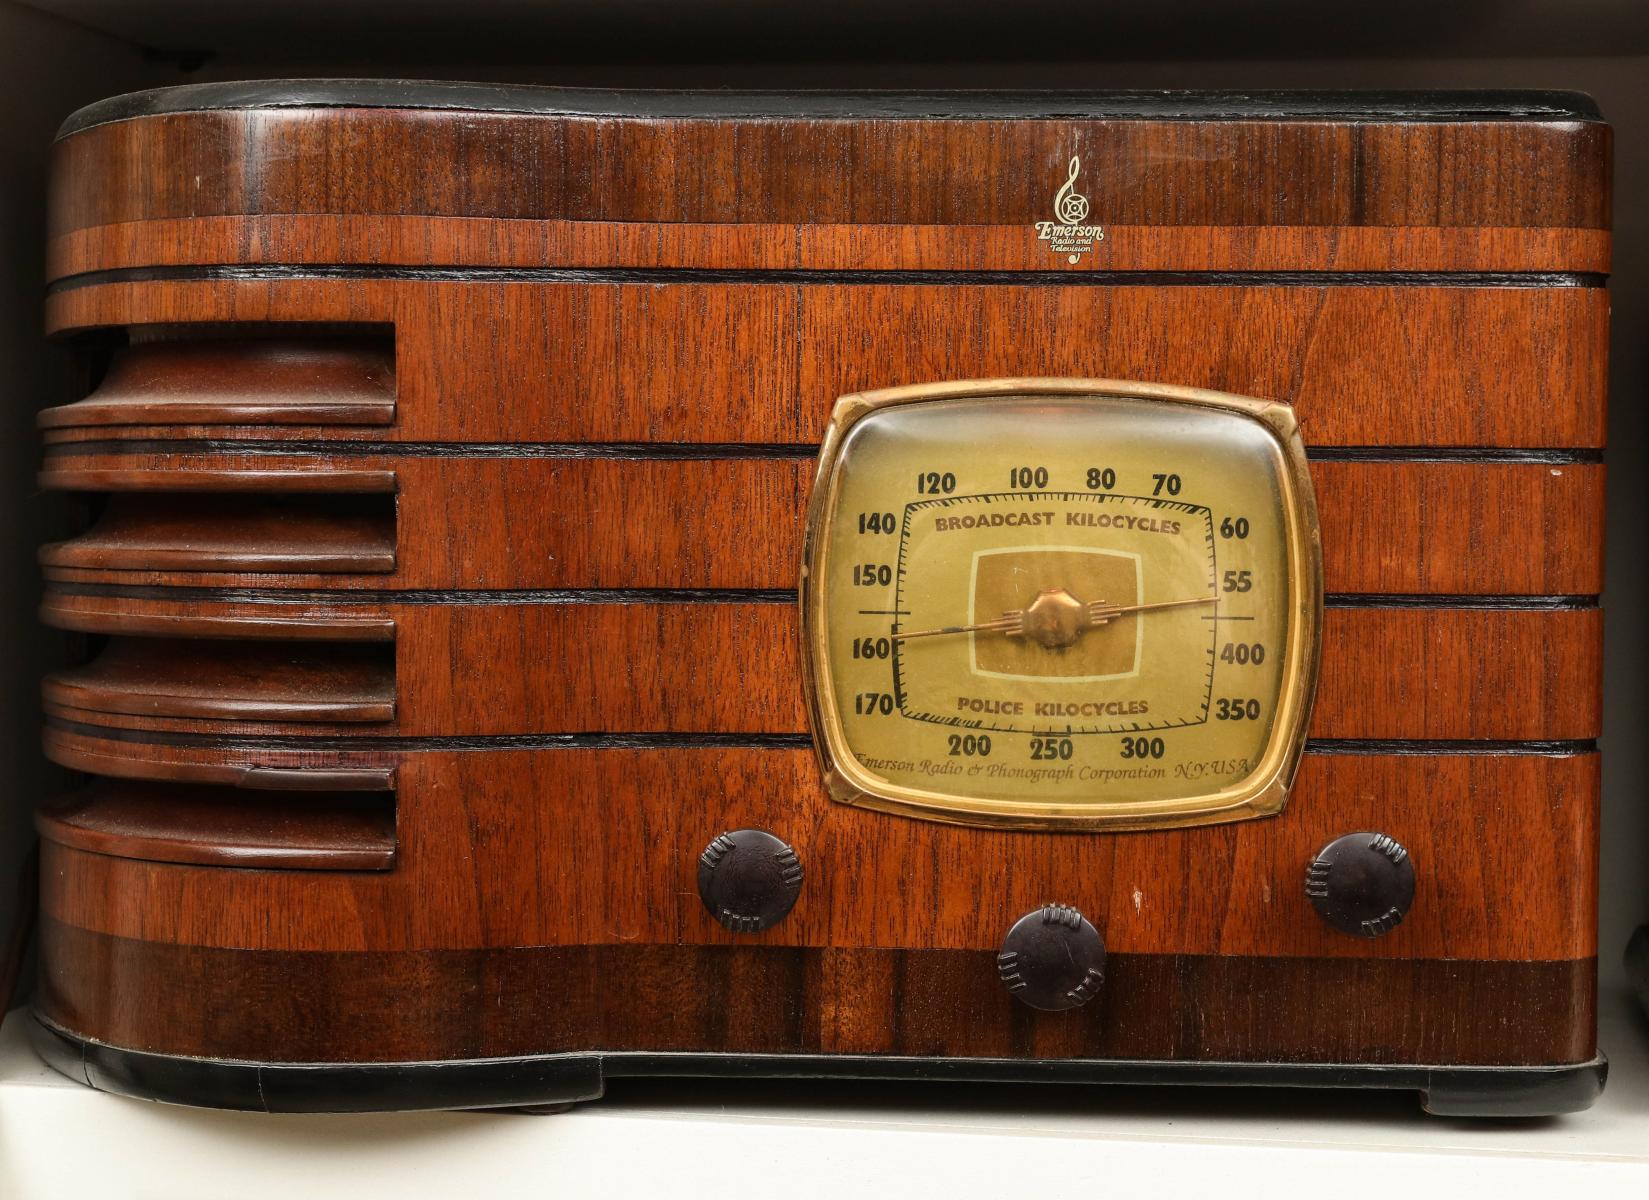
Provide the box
[1306,832,1416,937]
[997,903,1106,1011]
[697,829,803,933]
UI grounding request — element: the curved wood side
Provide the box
[38,466,397,494]
[36,921,1598,1067]
[40,593,396,641]
[41,493,396,573]
[36,747,1599,961]
[49,109,1610,236]
[34,601,1601,741]
[43,638,396,724]
[48,216,1616,278]
[37,782,396,870]
[38,336,395,430]
[43,281,1610,448]
[42,725,395,788]
[34,456,1605,596]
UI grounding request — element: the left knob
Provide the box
[697,829,804,933]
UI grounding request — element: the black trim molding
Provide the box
[47,440,1607,466]
[58,83,1604,140]
[29,1013,1606,1117]
[41,719,1597,758]
[43,583,1600,611]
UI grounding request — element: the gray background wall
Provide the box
[2,0,1644,997]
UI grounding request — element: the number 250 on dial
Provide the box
[800,379,1323,831]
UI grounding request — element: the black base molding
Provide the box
[30,1012,1605,1119]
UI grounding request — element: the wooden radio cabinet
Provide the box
[29,83,1609,1115]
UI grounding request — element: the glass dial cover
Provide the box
[800,379,1322,831]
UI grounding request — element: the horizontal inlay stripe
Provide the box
[43,720,1596,756]
[43,439,1609,464]
[48,263,1608,294]
[42,584,1601,608]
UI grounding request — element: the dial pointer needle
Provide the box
[892,593,1218,643]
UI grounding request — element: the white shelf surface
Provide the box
[3,990,1647,1199]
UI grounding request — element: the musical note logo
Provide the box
[1035,154,1103,264]
[1054,156,1089,226]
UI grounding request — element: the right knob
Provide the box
[1306,832,1415,937]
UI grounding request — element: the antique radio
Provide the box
[29,83,1608,1116]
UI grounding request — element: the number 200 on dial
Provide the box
[800,379,1323,831]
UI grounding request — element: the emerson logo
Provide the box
[1035,155,1105,264]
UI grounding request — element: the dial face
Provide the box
[802,382,1321,831]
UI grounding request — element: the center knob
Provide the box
[1019,587,1089,649]
[997,903,1107,1011]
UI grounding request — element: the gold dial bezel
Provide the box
[798,378,1324,832]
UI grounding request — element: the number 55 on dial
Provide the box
[798,378,1323,832]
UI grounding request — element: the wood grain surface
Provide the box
[35,93,1609,1077]
[36,455,1605,595]
[36,747,1598,963]
[38,921,1597,1066]
[43,281,1609,448]
[48,215,1616,278]
[37,603,1602,741]
[44,638,395,724]
[48,109,1610,235]
[41,493,397,574]
[36,782,396,871]
[38,336,396,429]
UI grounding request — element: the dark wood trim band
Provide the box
[34,921,1598,1069]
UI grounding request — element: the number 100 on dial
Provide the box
[800,379,1323,831]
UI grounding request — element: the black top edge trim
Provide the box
[56,83,1605,140]
[46,440,1606,466]
[41,584,1597,610]
[47,265,1606,295]
[39,718,1595,757]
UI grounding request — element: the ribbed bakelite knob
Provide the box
[997,903,1106,1011]
[696,829,803,933]
[1306,832,1416,938]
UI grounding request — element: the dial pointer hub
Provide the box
[1014,587,1090,650]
